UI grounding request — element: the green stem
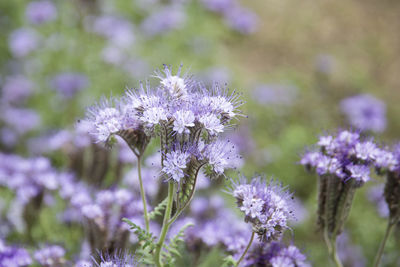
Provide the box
[137,156,150,232]
[330,236,343,267]
[373,221,395,267]
[323,228,332,255]
[154,182,175,267]
[236,232,255,267]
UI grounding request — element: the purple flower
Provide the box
[84,98,123,143]
[34,245,65,266]
[2,107,41,135]
[201,0,236,13]
[8,28,40,57]
[50,72,89,98]
[140,5,186,37]
[346,164,370,183]
[0,240,32,267]
[93,250,138,267]
[301,130,376,184]
[1,75,34,104]
[367,184,389,218]
[243,242,310,267]
[91,15,135,48]
[162,150,190,181]
[232,177,295,241]
[340,94,386,133]
[26,1,57,25]
[374,148,398,172]
[224,6,258,34]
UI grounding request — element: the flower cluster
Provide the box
[176,195,252,257]
[232,177,295,242]
[340,94,386,133]
[83,65,242,183]
[58,175,148,253]
[301,130,379,184]
[0,239,32,267]
[243,242,310,267]
[0,153,59,204]
[34,245,66,266]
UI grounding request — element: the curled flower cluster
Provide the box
[232,177,295,242]
[83,65,242,183]
[301,130,379,184]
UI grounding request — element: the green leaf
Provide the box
[221,255,237,267]
[149,197,169,220]
[122,218,156,250]
[162,222,194,264]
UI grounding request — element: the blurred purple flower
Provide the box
[8,28,40,58]
[201,0,236,13]
[0,239,32,267]
[140,5,186,36]
[337,233,366,267]
[367,184,389,218]
[50,72,89,98]
[340,94,386,133]
[1,75,34,104]
[34,245,65,266]
[224,6,258,34]
[26,0,57,25]
[2,107,41,135]
[91,15,135,48]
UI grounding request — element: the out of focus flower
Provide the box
[2,107,41,135]
[1,75,34,104]
[8,28,40,57]
[26,0,57,25]
[140,5,186,36]
[340,94,386,133]
[337,233,366,267]
[201,0,235,13]
[0,239,32,267]
[50,72,89,98]
[367,184,389,218]
[232,177,295,242]
[34,245,65,266]
[224,6,257,34]
[91,15,135,48]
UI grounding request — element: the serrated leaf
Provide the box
[149,198,168,220]
[122,218,156,250]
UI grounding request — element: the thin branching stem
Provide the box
[236,231,255,267]
[137,156,150,232]
[154,182,175,267]
[373,221,395,267]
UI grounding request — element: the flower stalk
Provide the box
[236,231,255,267]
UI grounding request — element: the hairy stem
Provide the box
[137,156,150,232]
[236,232,255,267]
[154,182,175,267]
[373,221,394,267]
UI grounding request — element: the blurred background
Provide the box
[1,0,400,266]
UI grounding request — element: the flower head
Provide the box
[232,177,295,242]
